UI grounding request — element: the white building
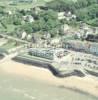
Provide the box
[21,31,27,39]
[23,15,34,23]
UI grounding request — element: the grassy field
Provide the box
[0,0,53,10]
[0,43,15,50]
[0,40,18,50]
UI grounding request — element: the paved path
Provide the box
[0,34,29,44]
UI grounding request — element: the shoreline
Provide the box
[0,59,98,98]
[12,55,85,77]
[58,85,98,99]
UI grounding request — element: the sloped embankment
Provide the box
[12,55,85,78]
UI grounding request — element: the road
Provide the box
[0,34,29,44]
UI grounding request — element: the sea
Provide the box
[0,72,97,100]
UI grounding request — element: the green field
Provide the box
[0,40,22,52]
[0,42,16,50]
[0,0,52,10]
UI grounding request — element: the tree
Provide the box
[21,23,33,33]
[32,9,61,35]
[12,12,22,25]
[0,6,5,14]
[13,18,21,25]
[76,4,98,23]
[87,18,98,26]
[47,0,74,12]
[47,0,98,13]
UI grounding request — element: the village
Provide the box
[0,0,98,77]
[0,22,98,77]
[0,0,98,100]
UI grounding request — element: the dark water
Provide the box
[0,72,97,100]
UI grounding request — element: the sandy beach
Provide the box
[0,59,98,97]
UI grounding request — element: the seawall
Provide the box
[12,56,85,77]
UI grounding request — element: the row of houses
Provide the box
[63,40,98,56]
[28,48,66,61]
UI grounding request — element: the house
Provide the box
[85,34,98,42]
[6,10,12,15]
[89,43,98,55]
[23,15,34,23]
[71,14,77,19]
[64,40,89,52]
[64,40,98,56]
[21,31,27,39]
[50,38,61,47]
[58,12,65,20]
[63,24,70,33]
[58,11,76,20]
[27,15,34,23]
[32,6,41,14]
[27,34,32,41]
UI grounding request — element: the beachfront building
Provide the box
[63,40,98,56]
[28,48,66,61]
[63,40,89,52]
